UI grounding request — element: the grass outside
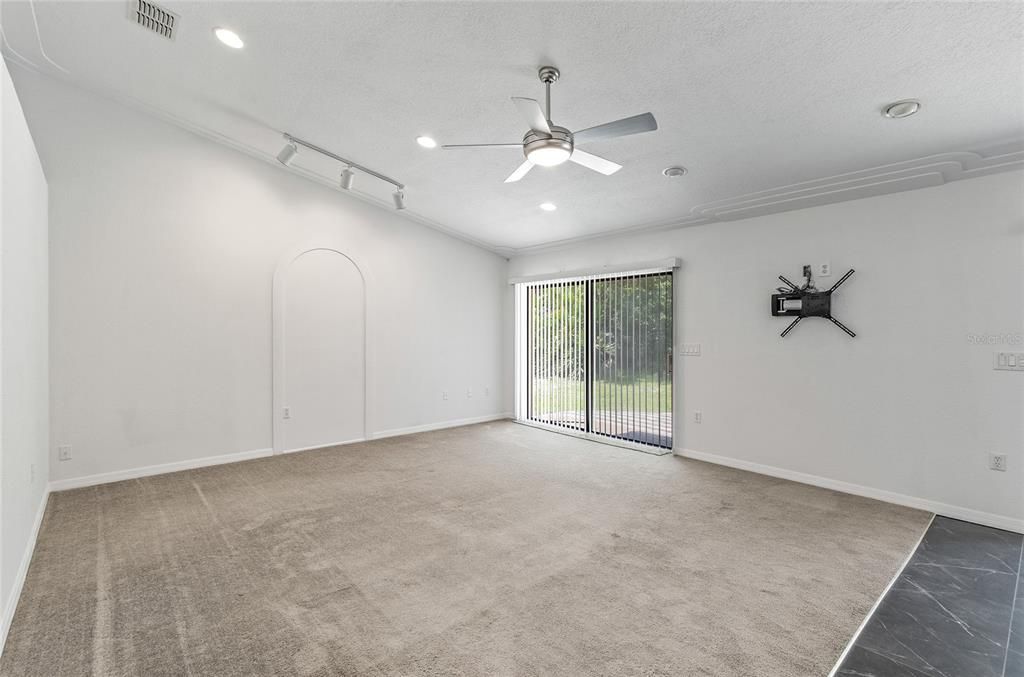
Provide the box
[529,377,672,415]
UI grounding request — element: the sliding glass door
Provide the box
[524,271,673,450]
[526,280,587,430]
[592,273,673,448]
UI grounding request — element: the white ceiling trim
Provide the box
[508,141,1024,256]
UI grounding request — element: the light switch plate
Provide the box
[993,353,1024,371]
[681,343,702,356]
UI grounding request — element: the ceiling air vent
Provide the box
[129,0,178,40]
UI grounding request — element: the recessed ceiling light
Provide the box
[416,136,437,149]
[214,27,244,49]
[883,100,920,119]
[539,202,557,212]
[663,166,688,177]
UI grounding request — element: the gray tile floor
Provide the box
[837,516,1024,677]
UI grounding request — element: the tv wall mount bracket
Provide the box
[771,266,856,338]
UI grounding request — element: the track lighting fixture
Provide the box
[278,133,407,210]
[340,167,355,190]
[276,141,298,166]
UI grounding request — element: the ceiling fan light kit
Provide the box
[524,127,573,166]
[442,65,659,183]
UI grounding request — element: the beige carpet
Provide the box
[1,421,929,676]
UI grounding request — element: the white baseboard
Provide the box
[281,438,366,455]
[47,414,515,492]
[48,447,274,492]
[678,448,1023,534]
[371,412,513,440]
[0,486,50,656]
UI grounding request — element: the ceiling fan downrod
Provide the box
[538,66,559,124]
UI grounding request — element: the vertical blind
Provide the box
[525,271,673,449]
[527,280,586,431]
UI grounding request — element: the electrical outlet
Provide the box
[485,387,490,397]
[466,389,473,399]
[58,445,72,462]
[442,391,449,401]
[693,411,703,424]
[283,407,291,419]
[989,453,1007,472]
[816,262,832,277]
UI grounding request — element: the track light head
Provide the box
[276,141,298,166]
[340,167,355,190]
[276,133,407,204]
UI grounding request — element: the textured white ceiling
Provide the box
[2,1,1022,254]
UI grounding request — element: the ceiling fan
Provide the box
[442,66,658,183]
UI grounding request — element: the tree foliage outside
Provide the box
[527,274,673,420]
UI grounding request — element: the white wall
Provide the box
[9,67,509,485]
[0,59,49,641]
[510,171,1024,529]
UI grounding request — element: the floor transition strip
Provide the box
[836,515,1024,677]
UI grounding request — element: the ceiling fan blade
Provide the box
[569,149,622,176]
[504,159,535,183]
[573,113,658,143]
[441,143,522,150]
[511,97,551,135]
